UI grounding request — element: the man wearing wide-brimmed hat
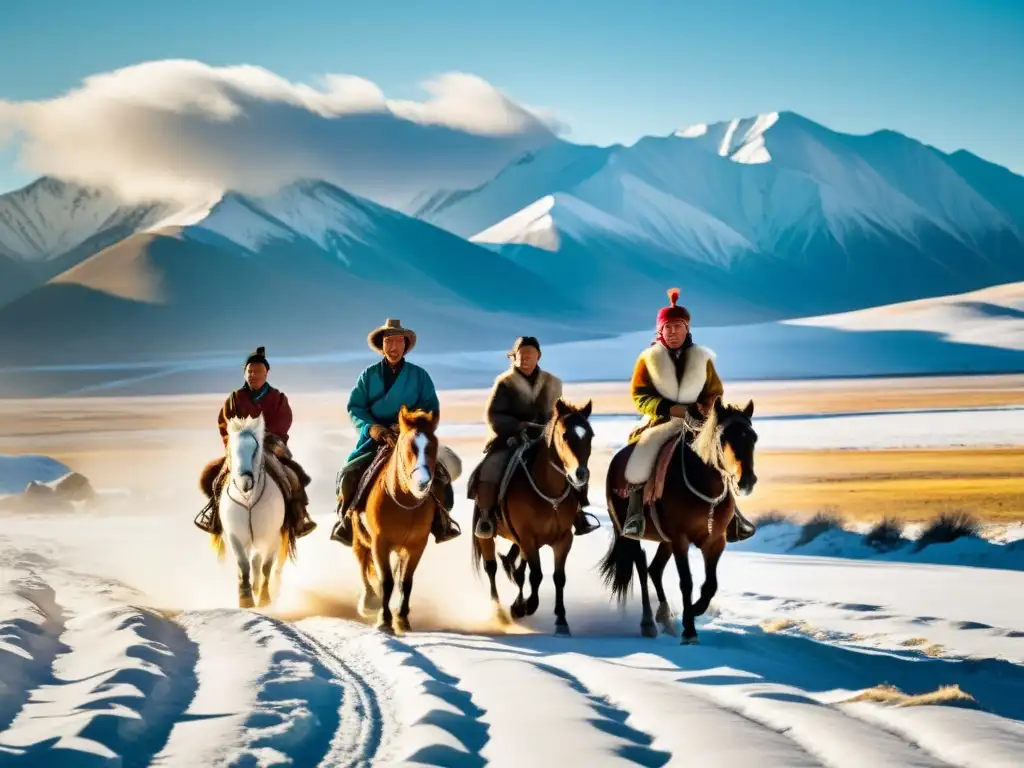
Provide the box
[467,335,601,539]
[195,345,317,539]
[329,319,462,546]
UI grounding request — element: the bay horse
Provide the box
[471,398,594,635]
[211,414,292,609]
[352,406,448,634]
[600,398,757,644]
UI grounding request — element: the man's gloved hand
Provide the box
[369,424,394,443]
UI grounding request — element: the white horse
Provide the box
[212,414,290,608]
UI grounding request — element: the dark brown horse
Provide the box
[471,398,595,635]
[352,406,445,634]
[600,398,758,644]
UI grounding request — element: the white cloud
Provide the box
[0,59,565,207]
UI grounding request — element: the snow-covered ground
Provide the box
[2,416,1023,765]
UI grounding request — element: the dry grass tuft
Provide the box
[915,510,982,551]
[864,516,907,551]
[844,683,977,708]
[795,507,844,547]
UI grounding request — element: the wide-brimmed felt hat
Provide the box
[368,318,417,355]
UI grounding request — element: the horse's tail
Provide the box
[599,471,638,604]
[210,531,226,561]
[281,529,296,564]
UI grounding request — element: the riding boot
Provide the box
[292,492,317,539]
[620,488,646,540]
[727,504,757,543]
[571,480,599,535]
[473,480,499,539]
[431,482,462,543]
[329,468,361,546]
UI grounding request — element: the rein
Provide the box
[385,435,434,510]
[514,425,574,510]
[681,414,743,535]
[226,432,269,541]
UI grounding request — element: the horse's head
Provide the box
[549,398,594,490]
[713,398,758,495]
[226,413,266,493]
[396,405,440,499]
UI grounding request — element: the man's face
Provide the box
[245,362,268,389]
[382,334,406,365]
[662,318,689,350]
[515,346,540,375]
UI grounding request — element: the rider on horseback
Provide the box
[330,318,462,547]
[196,346,318,538]
[619,289,757,542]
[471,335,601,539]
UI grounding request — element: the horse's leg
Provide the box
[395,544,426,634]
[649,542,675,635]
[373,539,396,634]
[510,557,529,619]
[551,533,573,636]
[250,551,265,607]
[353,527,381,616]
[479,535,510,626]
[524,548,543,617]
[692,534,726,616]
[672,537,698,644]
[634,544,658,638]
[257,551,275,607]
[230,534,254,609]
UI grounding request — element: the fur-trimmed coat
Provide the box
[628,342,723,444]
[217,384,292,447]
[482,367,563,454]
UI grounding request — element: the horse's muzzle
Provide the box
[411,467,432,496]
[238,472,254,492]
[739,472,757,495]
[569,466,589,488]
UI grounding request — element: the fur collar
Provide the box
[640,344,715,404]
[497,366,559,404]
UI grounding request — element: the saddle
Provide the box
[467,435,540,510]
[610,433,685,503]
[345,444,393,513]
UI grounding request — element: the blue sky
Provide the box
[1,0,1022,194]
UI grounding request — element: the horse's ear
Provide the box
[580,399,593,419]
[713,397,725,418]
[555,398,570,418]
[743,399,755,419]
[398,405,410,423]
[427,410,440,429]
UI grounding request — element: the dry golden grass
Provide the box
[843,683,976,708]
[2,374,1023,524]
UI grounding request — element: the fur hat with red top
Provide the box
[656,287,690,332]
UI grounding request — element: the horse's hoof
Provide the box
[493,605,511,626]
[681,634,700,646]
[358,591,381,617]
[655,602,673,624]
[395,617,411,634]
[525,597,540,616]
[376,618,395,635]
[257,594,271,609]
[239,594,255,609]
[510,600,527,620]
[555,623,571,637]
[640,620,659,639]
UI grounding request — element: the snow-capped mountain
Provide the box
[0,180,603,369]
[418,111,1024,318]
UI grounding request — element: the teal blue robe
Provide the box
[345,359,440,465]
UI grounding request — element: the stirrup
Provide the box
[574,510,601,535]
[194,499,216,533]
[330,516,354,546]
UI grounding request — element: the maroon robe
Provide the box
[217,384,293,447]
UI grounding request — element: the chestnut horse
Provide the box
[471,398,595,635]
[600,399,758,644]
[352,406,448,634]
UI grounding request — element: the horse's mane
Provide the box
[691,406,723,465]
